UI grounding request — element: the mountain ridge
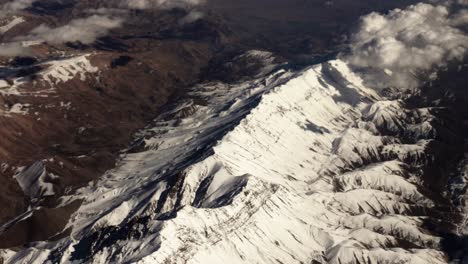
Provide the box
[1,55,465,263]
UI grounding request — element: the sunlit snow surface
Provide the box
[1,59,458,263]
[0,54,98,97]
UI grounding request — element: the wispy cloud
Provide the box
[119,0,205,10]
[344,2,468,90]
[18,15,123,44]
[0,0,37,18]
[178,9,204,24]
[0,0,205,56]
[0,42,30,56]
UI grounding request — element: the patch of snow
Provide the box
[2,103,30,116]
[0,54,98,97]
[40,55,98,85]
[0,16,25,34]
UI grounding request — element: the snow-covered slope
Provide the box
[0,58,464,263]
[0,54,98,98]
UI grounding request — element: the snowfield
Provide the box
[0,56,464,264]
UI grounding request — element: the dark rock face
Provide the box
[9,56,38,67]
[110,55,133,68]
[416,66,468,263]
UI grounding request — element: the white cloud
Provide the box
[0,42,30,56]
[0,0,205,56]
[0,0,37,18]
[120,0,205,10]
[18,15,123,44]
[344,2,468,90]
[119,0,206,25]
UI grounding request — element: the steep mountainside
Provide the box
[1,54,466,263]
[0,1,466,263]
[0,0,424,247]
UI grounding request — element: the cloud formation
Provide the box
[19,15,123,44]
[0,0,205,56]
[179,9,204,24]
[0,42,30,56]
[119,0,205,10]
[119,0,206,25]
[345,2,468,90]
[0,0,37,17]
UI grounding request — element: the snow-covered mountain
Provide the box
[1,52,466,263]
[1,0,467,262]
